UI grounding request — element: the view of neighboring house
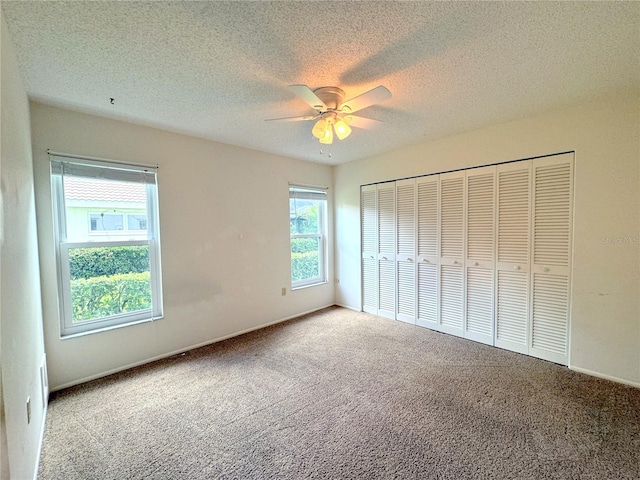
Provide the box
[63,176,147,242]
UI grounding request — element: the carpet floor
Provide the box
[39,306,640,479]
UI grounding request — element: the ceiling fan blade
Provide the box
[343,115,384,129]
[341,86,391,113]
[288,85,327,110]
[265,114,318,122]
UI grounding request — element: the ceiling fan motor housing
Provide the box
[313,86,345,111]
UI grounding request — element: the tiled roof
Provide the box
[64,176,146,203]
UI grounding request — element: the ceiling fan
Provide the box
[267,85,391,144]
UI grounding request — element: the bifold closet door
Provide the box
[495,162,531,355]
[464,166,496,345]
[438,171,465,337]
[395,179,416,324]
[416,176,439,329]
[530,154,573,365]
[377,182,396,319]
[362,153,573,366]
[361,185,378,314]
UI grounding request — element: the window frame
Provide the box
[50,155,163,337]
[289,185,328,289]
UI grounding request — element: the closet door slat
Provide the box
[361,185,378,314]
[465,167,495,345]
[495,163,531,355]
[530,155,573,365]
[377,182,396,319]
[416,176,439,329]
[396,179,416,324]
[439,172,465,337]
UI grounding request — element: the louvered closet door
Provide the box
[439,171,465,337]
[530,154,573,365]
[377,182,396,319]
[495,162,531,355]
[396,179,416,324]
[465,166,496,345]
[416,176,439,329]
[361,185,378,314]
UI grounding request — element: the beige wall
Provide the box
[1,10,47,479]
[334,90,640,386]
[31,104,334,391]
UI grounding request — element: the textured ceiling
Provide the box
[2,1,639,165]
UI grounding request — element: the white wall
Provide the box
[1,10,47,479]
[31,104,334,391]
[334,90,640,387]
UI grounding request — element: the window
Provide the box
[89,212,147,233]
[90,212,124,231]
[50,154,163,336]
[127,214,147,231]
[289,185,327,288]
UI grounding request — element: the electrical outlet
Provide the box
[26,397,31,424]
[281,287,286,296]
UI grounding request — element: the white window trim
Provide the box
[50,154,163,337]
[289,185,328,290]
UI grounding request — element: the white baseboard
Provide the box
[51,304,335,392]
[569,365,640,389]
[334,303,361,312]
[32,402,47,480]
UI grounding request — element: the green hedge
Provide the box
[70,272,151,323]
[291,237,318,254]
[291,251,319,282]
[69,246,149,280]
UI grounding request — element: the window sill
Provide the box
[291,280,328,291]
[61,314,164,340]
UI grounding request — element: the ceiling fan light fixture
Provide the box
[334,119,352,140]
[311,118,327,139]
[275,84,391,145]
[319,118,334,144]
